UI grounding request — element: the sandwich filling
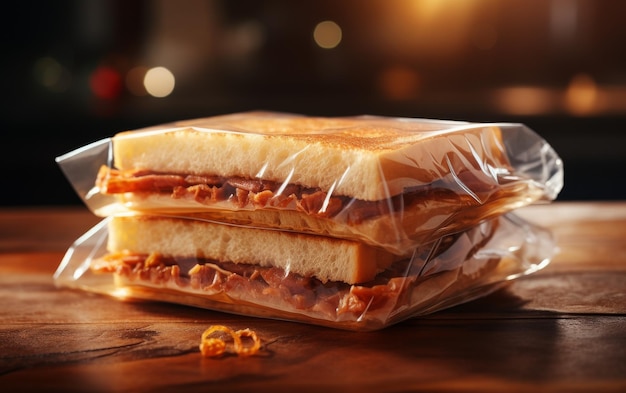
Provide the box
[92,251,414,320]
[97,166,498,224]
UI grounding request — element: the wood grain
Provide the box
[1,203,625,392]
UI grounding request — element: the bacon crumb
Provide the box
[251,190,274,207]
[199,325,262,358]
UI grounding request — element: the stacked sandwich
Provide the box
[56,111,563,330]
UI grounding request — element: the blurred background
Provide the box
[2,0,625,206]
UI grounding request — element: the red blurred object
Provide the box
[90,66,122,100]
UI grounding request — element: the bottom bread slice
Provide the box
[103,214,399,284]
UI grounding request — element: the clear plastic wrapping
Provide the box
[54,212,555,331]
[54,111,563,330]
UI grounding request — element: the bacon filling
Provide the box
[92,252,416,320]
[97,166,489,224]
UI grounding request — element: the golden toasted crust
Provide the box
[112,112,511,201]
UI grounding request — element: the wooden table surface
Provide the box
[1,202,625,392]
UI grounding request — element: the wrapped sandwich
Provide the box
[54,111,563,330]
[59,111,562,255]
[55,212,555,331]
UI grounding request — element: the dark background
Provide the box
[3,0,625,206]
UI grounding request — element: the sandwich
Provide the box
[89,212,519,331]
[54,111,561,330]
[94,111,551,255]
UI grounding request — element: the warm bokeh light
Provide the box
[408,0,471,20]
[89,66,122,100]
[126,66,149,96]
[491,86,557,116]
[398,0,475,57]
[144,66,175,98]
[378,65,421,101]
[313,21,342,49]
[565,73,598,116]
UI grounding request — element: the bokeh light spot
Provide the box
[492,86,555,115]
[144,66,175,98]
[313,21,342,49]
[90,66,122,100]
[565,73,598,116]
[33,56,72,92]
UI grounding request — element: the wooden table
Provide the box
[1,202,625,392]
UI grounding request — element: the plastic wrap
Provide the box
[54,212,555,331]
[56,111,563,255]
[54,112,563,331]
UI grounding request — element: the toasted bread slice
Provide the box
[111,111,510,201]
[104,214,399,284]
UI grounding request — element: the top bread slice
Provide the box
[111,111,511,201]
